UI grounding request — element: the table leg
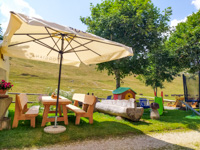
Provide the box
[41,105,50,127]
[62,105,68,125]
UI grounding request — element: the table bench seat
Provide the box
[66,93,96,125]
[12,94,40,128]
[66,104,86,114]
[25,106,40,116]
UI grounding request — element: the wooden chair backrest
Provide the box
[16,93,28,111]
[72,93,96,105]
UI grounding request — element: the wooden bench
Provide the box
[66,93,96,125]
[12,93,40,128]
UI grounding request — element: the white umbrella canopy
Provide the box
[1,11,133,67]
[0,11,133,130]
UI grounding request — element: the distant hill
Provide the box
[9,57,183,101]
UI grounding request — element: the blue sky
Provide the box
[0,0,200,33]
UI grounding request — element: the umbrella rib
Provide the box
[45,26,62,34]
[67,36,101,56]
[9,35,56,47]
[27,34,59,52]
[45,27,61,51]
[63,36,74,51]
[63,40,93,54]
[47,36,61,56]
[66,40,83,63]
[68,49,92,53]
[33,40,58,53]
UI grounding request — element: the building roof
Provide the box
[112,87,137,94]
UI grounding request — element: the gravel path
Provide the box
[35,130,200,150]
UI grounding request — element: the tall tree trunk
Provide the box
[154,88,157,97]
[156,87,157,97]
[114,70,120,89]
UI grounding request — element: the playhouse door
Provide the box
[125,93,133,100]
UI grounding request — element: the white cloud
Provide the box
[0,0,42,32]
[192,0,200,10]
[170,17,187,28]
[170,0,200,28]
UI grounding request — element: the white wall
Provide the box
[0,40,9,81]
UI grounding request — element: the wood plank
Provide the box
[42,96,67,101]
[19,93,28,109]
[72,94,95,105]
[15,95,22,111]
[42,96,72,105]
[62,105,68,125]
[84,95,96,105]
[45,117,64,122]
[25,106,39,115]
[41,105,50,127]
[66,104,86,114]
[72,94,85,103]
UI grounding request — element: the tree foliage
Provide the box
[137,45,180,94]
[81,0,172,89]
[166,10,200,73]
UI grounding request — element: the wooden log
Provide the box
[126,108,144,121]
[95,102,144,121]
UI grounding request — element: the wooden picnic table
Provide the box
[41,96,72,127]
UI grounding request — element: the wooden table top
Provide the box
[42,96,72,105]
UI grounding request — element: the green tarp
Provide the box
[155,97,163,115]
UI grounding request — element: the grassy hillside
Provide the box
[8,57,184,101]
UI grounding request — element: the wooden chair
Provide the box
[66,93,96,125]
[12,93,40,128]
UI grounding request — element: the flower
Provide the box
[0,80,13,90]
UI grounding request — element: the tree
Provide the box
[137,45,180,96]
[81,0,172,89]
[166,10,200,73]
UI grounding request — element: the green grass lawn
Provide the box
[1,103,200,149]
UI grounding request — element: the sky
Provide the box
[0,0,200,33]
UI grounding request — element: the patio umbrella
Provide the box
[0,11,133,132]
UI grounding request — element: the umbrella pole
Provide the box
[54,34,65,128]
[54,51,63,127]
[44,35,66,134]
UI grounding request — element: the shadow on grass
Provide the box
[0,110,194,149]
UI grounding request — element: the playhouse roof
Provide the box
[112,87,137,94]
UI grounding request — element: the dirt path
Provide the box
[36,130,200,150]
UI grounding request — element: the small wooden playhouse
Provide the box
[112,87,136,100]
